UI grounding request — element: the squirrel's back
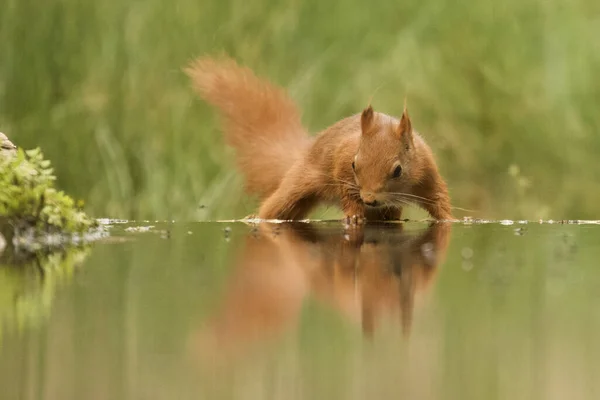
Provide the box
[185,56,311,199]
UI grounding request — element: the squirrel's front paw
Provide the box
[344,214,365,226]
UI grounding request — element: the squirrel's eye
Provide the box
[392,165,402,178]
[351,161,356,171]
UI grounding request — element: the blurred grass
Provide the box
[1,0,599,220]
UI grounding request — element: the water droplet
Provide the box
[514,227,526,236]
[421,242,436,263]
[461,247,474,260]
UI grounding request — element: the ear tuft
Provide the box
[397,102,414,148]
[398,106,412,137]
[361,105,375,135]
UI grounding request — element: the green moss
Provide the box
[0,147,98,237]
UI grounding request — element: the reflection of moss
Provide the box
[0,147,98,239]
[0,245,91,344]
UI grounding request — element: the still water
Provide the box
[1,220,600,400]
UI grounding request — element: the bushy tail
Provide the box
[184,56,311,200]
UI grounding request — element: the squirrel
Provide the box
[184,56,452,222]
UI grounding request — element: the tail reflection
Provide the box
[192,222,451,360]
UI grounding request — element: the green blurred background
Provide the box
[1,0,598,221]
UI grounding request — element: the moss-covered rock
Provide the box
[0,133,99,251]
[0,133,100,343]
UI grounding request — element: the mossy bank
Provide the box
[0,134,99,252]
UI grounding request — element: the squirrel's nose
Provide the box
[360,191,378,207]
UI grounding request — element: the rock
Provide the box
[1,132,16,150]
[1,132,17,159]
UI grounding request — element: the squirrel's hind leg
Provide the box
[257,167,320,221]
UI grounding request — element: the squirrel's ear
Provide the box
[361,105,375,135]
[397,105,413,146]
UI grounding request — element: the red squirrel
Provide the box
[185,56,452,222]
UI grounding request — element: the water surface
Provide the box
[1,220,599,400]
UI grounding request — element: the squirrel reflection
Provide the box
[191,222,451,360]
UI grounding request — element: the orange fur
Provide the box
[185,56,452,221]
